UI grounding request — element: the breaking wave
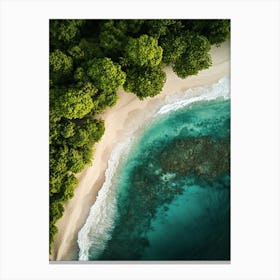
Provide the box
[77,76,230,260]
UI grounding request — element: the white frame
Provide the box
[0,0,279,279]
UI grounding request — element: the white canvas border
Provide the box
[0,0,279,279]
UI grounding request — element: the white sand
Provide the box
[50,40,230,261]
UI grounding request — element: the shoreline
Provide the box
[50,40,230,261]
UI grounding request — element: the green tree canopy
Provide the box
[67,45,85,62]
[91,92,118,114]
[125,35,163,67]
[78,38,104,61]
[99,20,128,57]
[82,118,105,144]
[49,223,58,248]
[50,49,73,75]
[54,88,94,119]
[68,128,89,147]
[60,122,75,139]
[61,174,78,201]
[50,172,64,195]
[87,57,126,93]
[187,20,230,45]
[73,66,119,114]
[50,20,85,49]
[124,66,166,100]
[173,32,212,78]
[125,20,145,36]
[98,20,146,58]
[49,146,69,199]
[50,201,64,223]
[145,20,182,39]
[67,148,86,173]
[74,67,91,87]
[159,32,187,65]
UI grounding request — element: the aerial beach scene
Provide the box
[49,19,230,261]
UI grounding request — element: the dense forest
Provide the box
[49,19,230,252]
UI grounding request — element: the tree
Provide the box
[125,20,145,36]
[98,20,145,58]
[67,45,85,62]
[67,148,85,173]
[74,67,92,89]
[144,20,181,39]
[69,128,89,147]
[125,35,163,67]
[87,57,126,93]
[61,174,78,201]
[173,32,212,78]
[49,144,69,175]
[49,116,61,145]
[50,201,64,223]
[99,20,128,57]
[81,145,94,166]
[80,82,98,97]
[49,223,58,249]
[91,92,118,114]
[50,20,85,49]
[50,50,73,73]
[74,67,87,83]
[78,38,104,61]
[159,32,186,65]
[124,66,166,100]
[50,49,73,84]
[60,122,75,138]
[49,172,64,195]
[187,20,230,45]
[82,118,105,143]
[54,88,94,119]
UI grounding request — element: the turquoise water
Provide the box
[88,97,230,261]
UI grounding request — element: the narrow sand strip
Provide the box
[50,40,230,261]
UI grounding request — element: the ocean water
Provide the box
[78,77,230,261]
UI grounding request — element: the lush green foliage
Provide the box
[50,49,73,73]
[173,32,212,78]
[159,32,187,65]
[145,19,183,39]
[49,19,230,253]
[50,50,73,84]
[49,116,105,251]
[99,20,128,57]
[87,57,126,93]
[125,35,163,67]
[54,88,94,119]
[124,66,166,99]
[187,19,230,45]
[50,20,85,48]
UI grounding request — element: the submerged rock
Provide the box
[160,136,230,181]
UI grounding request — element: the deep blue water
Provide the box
[89,97,230,261]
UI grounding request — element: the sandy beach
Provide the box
[50,40,230,261]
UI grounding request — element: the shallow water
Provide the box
[88,97,230,261]
[78,78,230,261]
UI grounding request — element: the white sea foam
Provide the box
[77,76,230,260]
[155,77,230,116]
[77,140,132,260]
